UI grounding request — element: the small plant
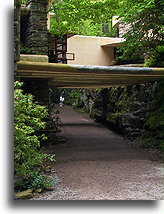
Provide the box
[20,43,33,54]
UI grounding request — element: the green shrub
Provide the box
[144,45,164,67]
[21,0,27,4]
[64,89,81,108]
[14,81,55,190]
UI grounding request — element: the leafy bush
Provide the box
[116,0,163,67]
[14,81,55,190]
[49,0,119,37]
[115,44,144,65]
[64,89,82,108]
[144,45,164,67]
[21,0,27,4]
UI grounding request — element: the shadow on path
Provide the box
[40,105,163,200]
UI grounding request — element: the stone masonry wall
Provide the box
[24,0,48,54]
[14,0,21,78]
[15,1,49,106]
[73,81,163,152]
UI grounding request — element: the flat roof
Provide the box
[69,35,125,47]
[71,35,121,39]
[101,40,125,47]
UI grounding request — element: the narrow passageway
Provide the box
[37,105,163,200]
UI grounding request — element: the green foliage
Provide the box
[144,45,164,67]
[21,0,27,4]
[116,0,164,66]
[49,0,119,37]
[106,112,121,124]
[115,42,144,64]
[64,89,81,108]
[20,43,33,54]
[20,43,46,55]
[14,81,55,190]
[49,88,82,108]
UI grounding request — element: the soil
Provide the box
[32,105,163,200]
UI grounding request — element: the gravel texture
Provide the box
[32,105,163,200]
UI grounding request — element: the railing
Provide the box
[48,49,75,64]
[48,35,75,64]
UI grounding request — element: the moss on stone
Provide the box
[15,189,33,199]
[68,81,163,152]
[139,81,163,151]
[106,112,122,124]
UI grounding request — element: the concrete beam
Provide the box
[17,61,163,88]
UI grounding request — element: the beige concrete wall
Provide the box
[67,35,115,66]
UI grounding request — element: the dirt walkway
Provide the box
[35,105,163,200]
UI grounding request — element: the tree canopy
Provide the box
[21,0,163,66]
[49,0,119,37]
[49,0,163,66]
[116,0,163,66]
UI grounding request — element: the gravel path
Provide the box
[34,105,163,200]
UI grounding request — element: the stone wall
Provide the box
[14,0,21,78]
[73,81,163,152]
[21,0,48,55]
[14,1,49,106]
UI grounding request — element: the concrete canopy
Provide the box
[17,60,163,89]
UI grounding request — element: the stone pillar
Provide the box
[26,0,48,55]
[14,0,21,79]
